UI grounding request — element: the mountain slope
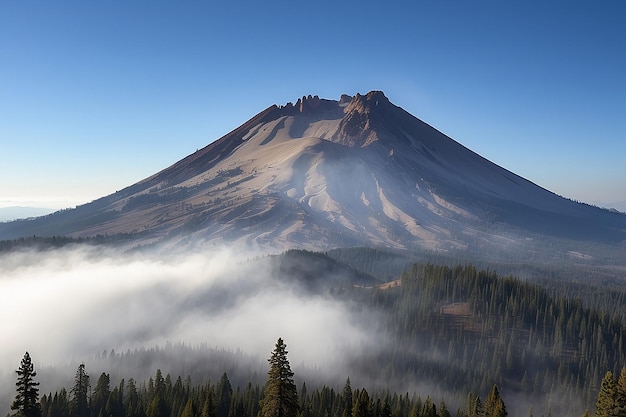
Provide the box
[1,91,624,253]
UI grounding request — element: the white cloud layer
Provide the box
[0,245,379,378]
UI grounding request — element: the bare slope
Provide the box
[1,91,624,252]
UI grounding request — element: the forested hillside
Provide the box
[342,263,626,413]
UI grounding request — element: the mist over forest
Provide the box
[4,241,626,417]
[0,245,387,413]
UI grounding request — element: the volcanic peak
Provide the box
[269,91,394,148]
[2,89,625,251]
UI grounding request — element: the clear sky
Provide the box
[1,1,625,211]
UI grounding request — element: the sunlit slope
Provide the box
[1,91,624,250]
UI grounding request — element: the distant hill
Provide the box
[0,206,55,222]
[594,200,626,213]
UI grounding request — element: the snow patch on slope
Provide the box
[374,178,435,240]
[431,193,477,220]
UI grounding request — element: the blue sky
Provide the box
[1,1,625,210]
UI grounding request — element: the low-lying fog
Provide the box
[0,245,384,411]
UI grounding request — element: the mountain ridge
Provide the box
[1,91,624,254]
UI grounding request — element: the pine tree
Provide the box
[104,387,124,417]
[299,382,310,417]
[353,389,370,417]
[124,378,142,417]
[595,371,618,417]
[47,388,69,417]
[180,399,195,417]
[200,387,216,417]
[381,397,392,417]
[260,338,299,417]
[145,369,170,417]
[146,395,168,417]
[466,393,482,417]
[341,379,353,417]
[11,352,41,417]
[91,373,111,417]
[422,397,436,417]
[216,373,233,417]
[484,385,506,417]
[615,366,626,417]
[439,400,451,417]
[70,364,90,417]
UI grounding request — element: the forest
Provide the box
[9,339,626,417]
[349,262,626,404]
[8,339,508,417]
[4,246,626,417]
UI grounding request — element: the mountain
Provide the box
[1,91,624,254]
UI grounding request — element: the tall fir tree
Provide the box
[104,387,123,417]
[70,364,90,417]
[91,373,111,417]
[438,399,451,417]
[341,378,353,417]
[200,386,216,417]
[595,371,618,417]
[180,399,195,417]
[11,352,41,417]
[216,373,232,417]
[353,389,370,417]
[260,338,299,417]
[421,397,436,417]
[146,370,170,417]
[125,378,143,417]
[381,397,392,417]
[615,366,626,417]
[484,385,507,417]
[466,393,483,417]
[146,394,168,417]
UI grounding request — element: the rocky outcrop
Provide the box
[330,91,391,148]
[276,95,342,118]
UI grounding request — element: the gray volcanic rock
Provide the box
[1,91,624,254]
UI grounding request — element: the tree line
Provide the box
[9,340,508,417]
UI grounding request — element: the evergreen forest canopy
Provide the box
[3,246,626,417]
[8,340,626,417]
[7,341,510,417]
